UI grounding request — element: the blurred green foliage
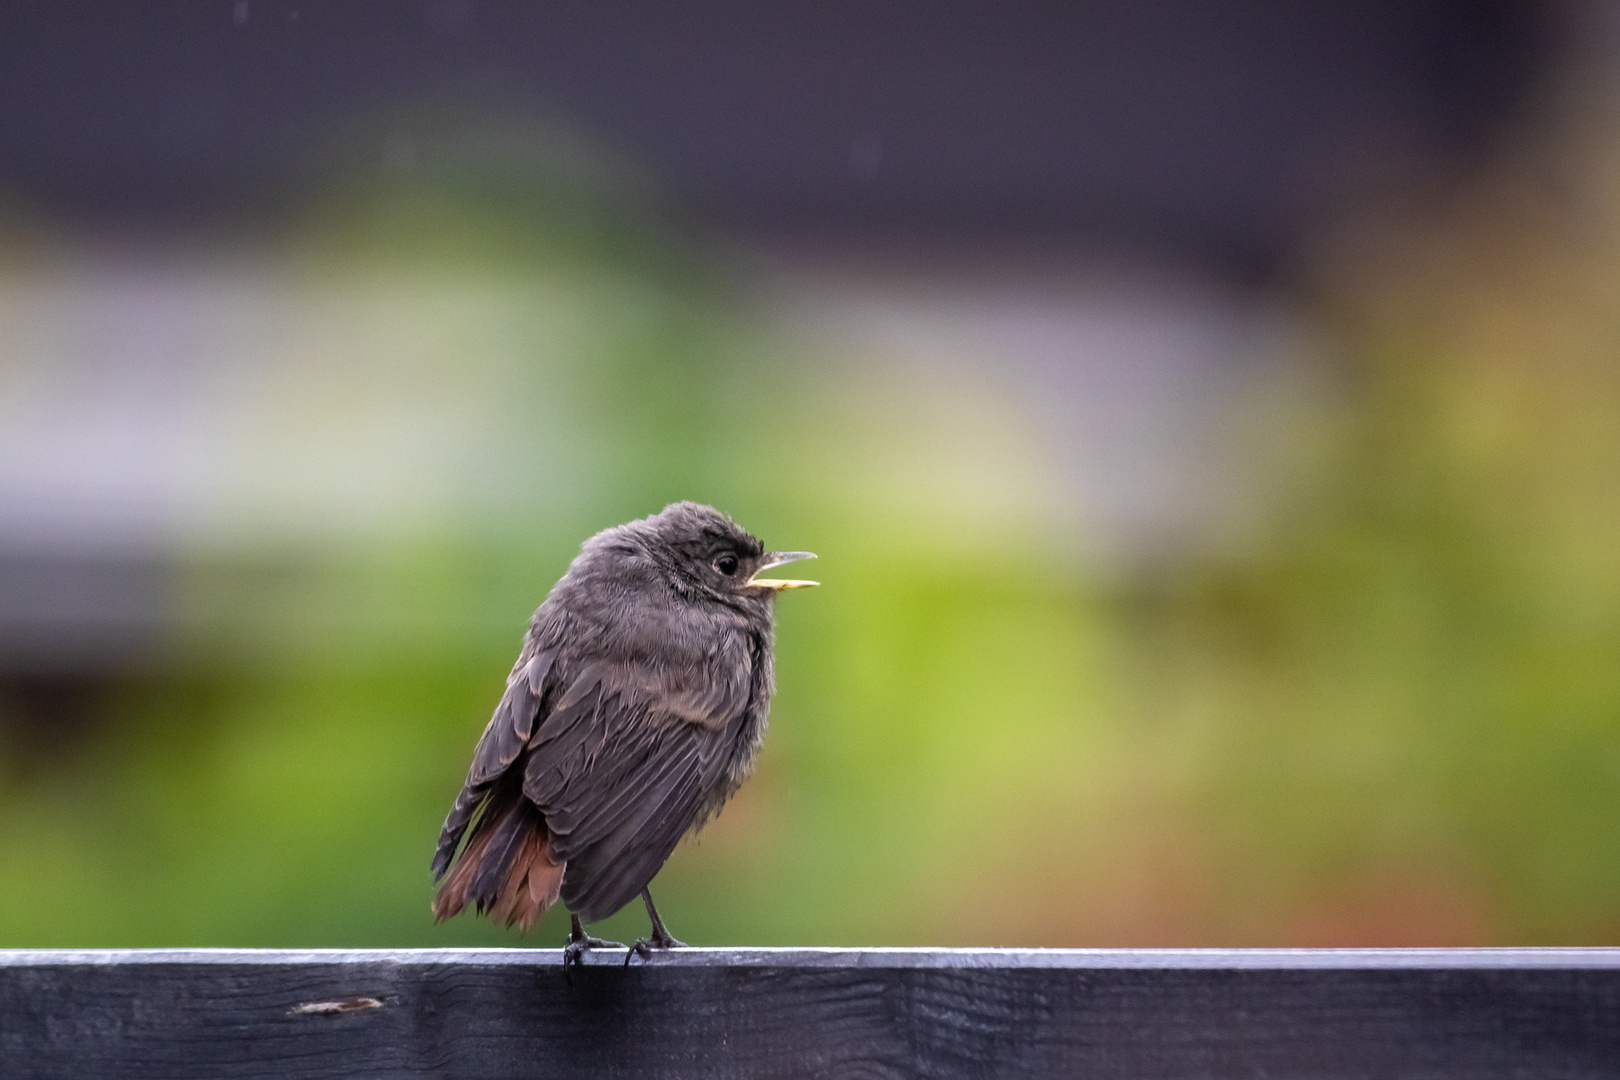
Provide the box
[1,127,1618,948]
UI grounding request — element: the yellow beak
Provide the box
[747,551,818,590]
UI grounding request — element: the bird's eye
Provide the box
[715,554,739,576]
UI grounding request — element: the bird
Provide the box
[429,502,817,964]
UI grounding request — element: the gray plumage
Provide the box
[430,502,814,936]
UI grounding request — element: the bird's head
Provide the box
[625,502,817,609]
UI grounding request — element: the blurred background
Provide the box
[1,0,1618,948]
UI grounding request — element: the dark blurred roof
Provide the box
[0,0,1551,274]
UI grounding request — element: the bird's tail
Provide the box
[431,789,565,933]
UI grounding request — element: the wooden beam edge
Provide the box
[3,946,1619,969]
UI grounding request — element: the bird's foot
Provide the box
[563,933,624,981]
[624,930,686,966]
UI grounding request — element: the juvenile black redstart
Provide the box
[430,502,816,962]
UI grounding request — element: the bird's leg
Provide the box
[563,913,624,979]
[642,888,685,948]
[625,887,686,965]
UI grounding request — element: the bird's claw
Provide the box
[563,934,625,981]
[623,933,686,966]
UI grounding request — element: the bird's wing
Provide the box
[522,638,756,922]
[430,645,556,879]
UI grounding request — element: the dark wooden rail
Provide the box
[3,947,1618,1078]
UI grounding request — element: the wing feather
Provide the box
[562,722,740,921]
[430,647,554,878]
[469,648,555,785]
[520,652,756,923]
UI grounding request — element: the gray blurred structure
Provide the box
[0,552,172,675]
[0,1,1549,274]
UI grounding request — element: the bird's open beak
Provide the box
[747,551,818,590]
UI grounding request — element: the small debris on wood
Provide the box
[290,996,385,1016]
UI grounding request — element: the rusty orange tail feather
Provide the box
[432,796,565,932]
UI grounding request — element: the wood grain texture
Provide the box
[2,948,1618,1079]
